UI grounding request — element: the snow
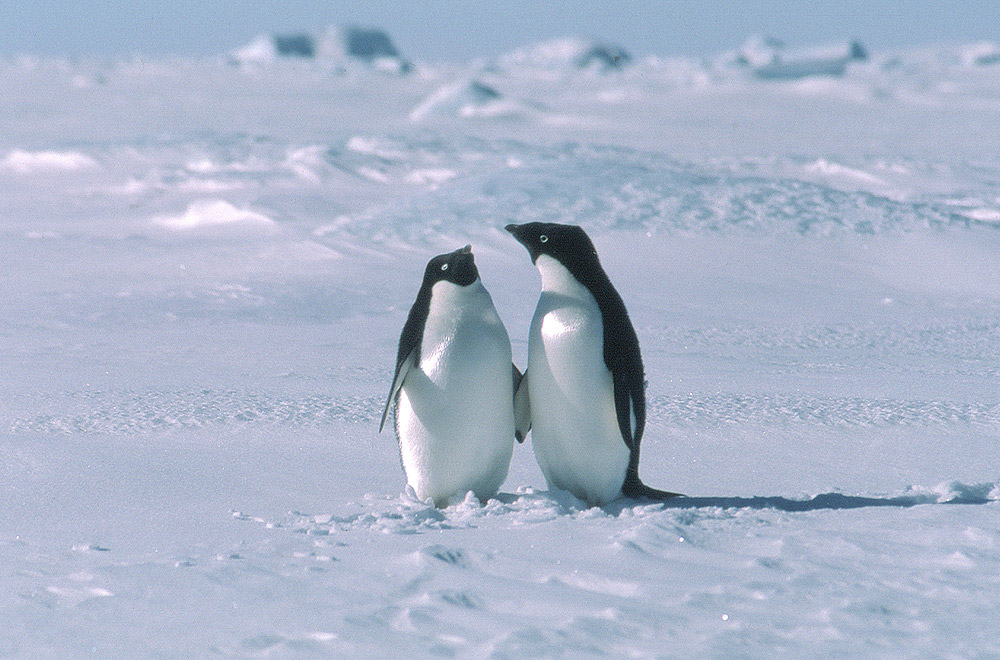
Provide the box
[1,149,99,173]
[2,36,1000,659]
[153,199,277,231]
[409,79,524,121]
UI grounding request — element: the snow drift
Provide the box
[409,79,528,121]
[1,149,99,173]
[152,199,277,234]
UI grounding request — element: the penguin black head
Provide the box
[505,222,600,270]
[423,244,479,287]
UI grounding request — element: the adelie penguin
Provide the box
[379,245,524,507]
[506,222,682,506]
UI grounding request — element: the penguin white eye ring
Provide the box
[441,263,448,270]
[539,235,548,243]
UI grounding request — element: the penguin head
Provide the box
[423,244,479,288]
[505,222,600,270]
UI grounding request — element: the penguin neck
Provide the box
[427,277,488,316]
[535,254,594,302]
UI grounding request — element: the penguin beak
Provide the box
[504,224,524,244]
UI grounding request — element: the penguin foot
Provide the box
[622,479,684,501]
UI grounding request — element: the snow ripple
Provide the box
[9,388,998,436]
[644,321,1000,363]
[9,390,381,435]
[646,393,1000,428]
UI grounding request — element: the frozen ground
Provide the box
[2,42,1000,658]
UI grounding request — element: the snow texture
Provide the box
[2,36,1000,659]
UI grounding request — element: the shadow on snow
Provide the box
[623,484,996,513]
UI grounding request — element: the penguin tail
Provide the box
[622,477,684,501]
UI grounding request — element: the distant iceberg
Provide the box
[230,25,412,73]
[316,25,413,74]
[500,37,632,72]
[272,34,316,59]
[726,37,868,80]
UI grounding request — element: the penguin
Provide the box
[379,245,522,507]
[505,222,682,506]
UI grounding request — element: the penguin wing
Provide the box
[612,372,644,452]
[379,348,416,433]
[597,282,646,452]
[512,364,531,443]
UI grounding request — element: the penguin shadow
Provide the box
[608,483,996,513]
[492,482,996,514]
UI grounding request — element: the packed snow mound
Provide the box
[723,37,868,80]
[409,79,525,121]
[1,149,99,173]
[501,37,632,72]
[153,199,276,232]
[230,25,412,73]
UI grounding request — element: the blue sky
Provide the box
[1,0,998,60]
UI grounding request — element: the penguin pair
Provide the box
[379,223,682,507]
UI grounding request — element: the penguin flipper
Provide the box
[379,349,416,433]
[512,365,531,443]
[612,373,643,452]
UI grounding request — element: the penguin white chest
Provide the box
[395,280,514,506]
[527,256,630,505]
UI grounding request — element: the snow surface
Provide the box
[2,39,1000,659]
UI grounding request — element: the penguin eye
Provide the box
[441,263,449,271]
[539,235,548,243]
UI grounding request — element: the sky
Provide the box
[1,0,998,61]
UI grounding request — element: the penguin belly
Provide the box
[396,285,514,506]
[527,289,630,506]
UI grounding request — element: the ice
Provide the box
[336,25,407,66]
[230,24,412,73]
[3,37,1000,660]
[727,38,870,81]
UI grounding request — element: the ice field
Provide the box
[2,35,1000,658]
